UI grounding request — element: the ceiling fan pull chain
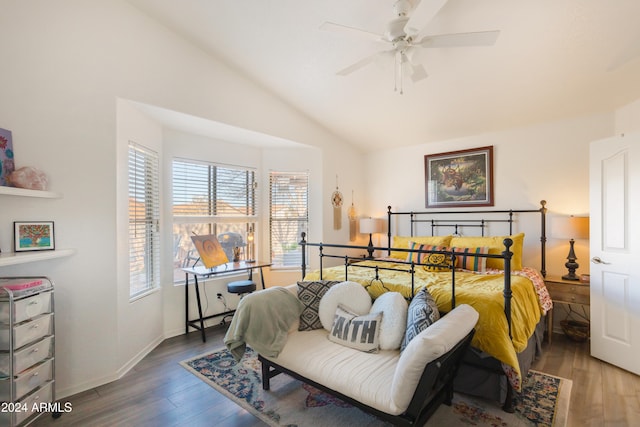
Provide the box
[400,59,404,95]
[394,53,398,92]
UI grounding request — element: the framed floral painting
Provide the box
[424,146,494,208]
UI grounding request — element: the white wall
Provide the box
[615,98,640,134]
[115,100,165,377]
[364,113,614,278]
[0,0,363,398]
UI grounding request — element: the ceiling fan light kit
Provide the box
[320,0,500,94]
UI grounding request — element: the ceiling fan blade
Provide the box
[404,0,449,37]
[400,52,428,82]
[319,21,384,43]
[417,30,500,48]
[409,63,428,82]
[336,53,379,76]
[336,49,396,76]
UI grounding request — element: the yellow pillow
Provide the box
[389,235,452,260]
[449,233,524,270]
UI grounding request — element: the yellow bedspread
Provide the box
[304,260,543,391]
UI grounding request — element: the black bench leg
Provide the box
[261,360,271,390]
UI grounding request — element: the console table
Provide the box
[181,260,271,342]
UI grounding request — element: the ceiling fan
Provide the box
[320,0,500,93]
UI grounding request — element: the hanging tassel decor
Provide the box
[348,190,357,241]
[332,175,343,230]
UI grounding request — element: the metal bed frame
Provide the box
[299,200,548,411]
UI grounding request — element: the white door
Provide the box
[589,132,640,374]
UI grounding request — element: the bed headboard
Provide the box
[386,200,548,276]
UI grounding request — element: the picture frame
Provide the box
[424,146,494,208]
[14,221,55,252]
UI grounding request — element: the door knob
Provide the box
[591,257,610,264]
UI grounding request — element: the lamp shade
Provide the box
[359,218,381,234]
[552,216,590,240]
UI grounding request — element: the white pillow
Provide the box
[371,292,408,350]
[318,281,372,331]
[328,304,382,353]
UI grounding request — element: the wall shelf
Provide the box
[0,186,62,199]
[0,249,75,267]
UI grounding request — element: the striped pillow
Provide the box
[453,246,489,272]
[406,243,452,272]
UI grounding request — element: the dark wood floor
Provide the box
[31,326,640,427]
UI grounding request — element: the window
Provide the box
[172,159,256,281]
[128,142,160,299]
[269,171,309,268]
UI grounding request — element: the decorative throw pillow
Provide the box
[328,304,382,353]
[318,281,372,331]
[453,246,489,272]
[297,280,341,331]
[390,235,453,260]
[405,242,452,272]
[370,292,408,350]
[401,288,440,351]
[450,233,525,270]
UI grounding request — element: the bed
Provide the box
[299,201,552,411]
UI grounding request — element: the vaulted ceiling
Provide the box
[127,0,640,152]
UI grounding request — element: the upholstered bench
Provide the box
[255,283,479,426]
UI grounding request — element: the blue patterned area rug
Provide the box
[180,347,571,427]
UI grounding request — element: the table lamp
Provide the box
[360,217,382,259]
[553,215,589,280]
[246,225,255,263]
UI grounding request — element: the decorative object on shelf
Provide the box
[246,224,255,262]
[8,166,48,191]
[348,190,357,242]
[552,215,590,281]
[190,234,228,269]
[359,217,382,259]
[0,127,15,187]
[232,246,242,262]
[424,146,494,208]
[13,221,55,252]
[331,175,343,230]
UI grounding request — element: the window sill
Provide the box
[130,286,160,302]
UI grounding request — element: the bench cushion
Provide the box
[264,329,401,414]
[391,304,479,411]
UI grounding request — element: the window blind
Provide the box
[171,159,257,281]
[128,141,160,299]
[172,159,256,217]
[269,171,309,267]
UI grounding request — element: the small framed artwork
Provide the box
[424,146,494,208]
[14,221,55,252]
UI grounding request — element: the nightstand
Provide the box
[544,276,590,344]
